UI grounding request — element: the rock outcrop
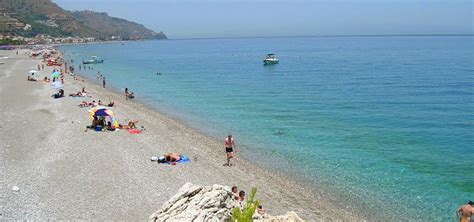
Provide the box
[148,183,238,221]
[148,183,304,222]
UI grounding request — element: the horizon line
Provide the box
[166,33,474,40]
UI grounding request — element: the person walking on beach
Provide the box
[224,134,236,166]
[457,201,473,222]
[102,77,106,88]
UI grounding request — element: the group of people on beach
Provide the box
[30,51,241,168]
[231,185,267,218]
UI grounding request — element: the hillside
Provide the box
[72,11,166,40]
[0,0,166,40]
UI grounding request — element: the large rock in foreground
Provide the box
[148,183,238,221]
[148,183,305,222]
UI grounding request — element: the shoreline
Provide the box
[69,55,370,221]
[0,49,369,220]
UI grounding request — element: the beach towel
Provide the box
[128,129,142,134]
[152,155,191,165]
[173,155,190,164]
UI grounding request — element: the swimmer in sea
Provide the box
[457,201,473,222]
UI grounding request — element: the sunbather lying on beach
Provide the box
[69,91,87,97]
[78,101,97,107]
[164,153,182,162]
[78,101,90,107]
[118,120,138,129]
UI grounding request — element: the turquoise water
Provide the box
[61,36,473,220]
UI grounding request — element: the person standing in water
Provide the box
[102,77,106,88]
[457,201,473,222]
[224,134,236,166]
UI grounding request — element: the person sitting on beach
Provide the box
[231,186,239,200]
[107,101,115,107]
[125,88,135,100]
[27,75,37,81]
[106,121,115,131]
[224,134,236,166]
[98,100,104,106]
[257,205,266,216]
[43,77,50,83]
[237,191,245,205]
[88,116,105,129]
[457,201,473,222]
[52,89,64,99]
[252,205,267,220]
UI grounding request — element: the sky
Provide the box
[54,0,473,39]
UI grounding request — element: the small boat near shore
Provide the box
[263,54,279,65]
[83,56,104,64]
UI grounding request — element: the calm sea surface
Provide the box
[61,36,473,220]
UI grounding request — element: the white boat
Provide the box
[0,61,4,65]
[83,56,104,64]
[263,54,279,65]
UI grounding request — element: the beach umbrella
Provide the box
[51,71,61,78]
[28,70,38,75]
[51,81,63,89]
[89,107,119,128]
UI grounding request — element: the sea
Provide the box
[61,36,474,221]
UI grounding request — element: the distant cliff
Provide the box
[0,0,166,40]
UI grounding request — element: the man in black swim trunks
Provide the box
[224,134,235,166]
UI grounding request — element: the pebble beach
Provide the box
[0,49,366,221]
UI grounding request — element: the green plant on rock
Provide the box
[230,187,260,222]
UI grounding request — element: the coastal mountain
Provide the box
[0,0,166,40]
[72,11,166,40]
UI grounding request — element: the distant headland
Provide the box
[0,0,167,45]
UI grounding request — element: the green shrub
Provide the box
[230,187,260,222]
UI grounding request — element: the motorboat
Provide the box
[263,54,279,65]
[83,56,104,64]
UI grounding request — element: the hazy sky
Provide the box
[54,0,473,39]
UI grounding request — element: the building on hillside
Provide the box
[23,24,32,30]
